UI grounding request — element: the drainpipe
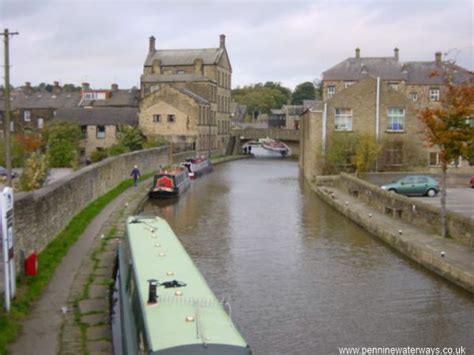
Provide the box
[375,76,381,172]
[322,103,327,155]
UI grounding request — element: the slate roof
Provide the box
[144,48,224,67]
[0,91,81,110]
[54,107,138,126]
[302,100,320,110]
[79,89,139,107]
[141,74,214,83]
[323,55,473,85]
[283,105,304,116]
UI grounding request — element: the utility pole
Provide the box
[2,29,19,187]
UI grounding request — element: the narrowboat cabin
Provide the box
[112,216,251,355]
[182,157,213,179]
[149,166,190,199]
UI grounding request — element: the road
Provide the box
[413,188,474,218]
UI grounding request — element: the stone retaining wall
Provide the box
[335,173,473,245]
[13,147,173,261]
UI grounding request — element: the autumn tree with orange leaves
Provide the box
[418,66,474,238]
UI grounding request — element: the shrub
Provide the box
[90,149,108,163]
[18,153,49,191]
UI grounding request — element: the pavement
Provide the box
[8,179,150,355]
[412,188,474,219]
[315,184,474,293]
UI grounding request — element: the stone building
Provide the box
[0,82,81,137]
[55,83,138,158]
[300,49,473,181]
[139,34,232,155]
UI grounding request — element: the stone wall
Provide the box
[13,147,171,260]
[335,173,473,245]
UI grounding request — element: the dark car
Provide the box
[0,166,17,178]
[381,175,439,197]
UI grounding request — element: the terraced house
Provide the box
[300,48,473,181]
[139,34,232,155]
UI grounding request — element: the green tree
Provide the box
[324,132,359,174]
[292,81,316,105]
[116,126,146,151]
[43,122,82,167]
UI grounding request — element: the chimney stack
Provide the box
[355,48,360,58]
[219,34,226,49]
[53,81,61,94]
[82,82,90,91]
[111,83,118,92]
[24,81,33,95]
[394,48,399,61]
[149,36,156,52]
[435,51,442,63]
[194,58,203,75]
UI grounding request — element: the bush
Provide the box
[90,149,108,163]
[18,153,49,191]
[107,144,129,156]
[43,122,81,168]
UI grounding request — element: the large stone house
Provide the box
[139,34,232,155]
[300,48,473,181]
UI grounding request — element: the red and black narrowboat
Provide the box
[149,166,190,199]
[182,156,213,179]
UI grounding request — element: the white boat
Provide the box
[242,138,291,157]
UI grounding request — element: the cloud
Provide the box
[0,0,472,90]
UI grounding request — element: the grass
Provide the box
[0,173,152,354]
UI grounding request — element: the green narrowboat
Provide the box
[112,216,251,354]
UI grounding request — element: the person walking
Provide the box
[131,165,141,187]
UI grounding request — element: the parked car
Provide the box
[381,175,439,197]
[0,166,17,178]
[470,176,474,188]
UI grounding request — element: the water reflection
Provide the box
[142,159,474,354]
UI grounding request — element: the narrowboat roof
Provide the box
[126,216,248,352]
[155,166,187,176]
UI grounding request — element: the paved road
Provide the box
[412,188,474,218]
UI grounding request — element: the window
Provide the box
[153,114,161,123]
[344,81,355,88]
[429,152,439,166]
[429,88,440,101]
[167,114,176,123]
[388,82,398,90]
[387,108,405,131]
[327,86,335,98]
[177,70,185,74]
[383,141,403,166]
[24,110,31,122]
[81,125,87,139]
[84,92,95,100]
[409,92,418,102]
[38,118,44,129]
[96,125,106,139]
[334,108,352,131]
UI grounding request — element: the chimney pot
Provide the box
[394,47,399,61]
[219,34,226,49]
[82,82,90,90]
[435,51,442,63]
[53,81,61,94]
[25,81,31,88]
[111,83,118,91]
[149,36,156,52]
[355,48,360,58]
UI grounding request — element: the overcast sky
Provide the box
[1,0,473,91]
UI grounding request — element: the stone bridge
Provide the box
[230,128,300,156]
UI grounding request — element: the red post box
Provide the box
[25,252,38,276]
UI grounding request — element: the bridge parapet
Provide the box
[232,128,300,142]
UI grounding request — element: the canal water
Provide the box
[141,159,474,354]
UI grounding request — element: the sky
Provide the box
[1,0,473,91]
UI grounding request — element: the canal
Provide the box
[141,159,474,354]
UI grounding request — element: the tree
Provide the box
[418,67,474,238]
[355,134,382,174]
[43,122,82,167]
[324,132,359,174]
[116,126,146,151]
[18,152,48,191]
[291,81,316,105]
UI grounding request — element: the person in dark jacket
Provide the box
[131,165,141,186]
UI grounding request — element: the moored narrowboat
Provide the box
[182,157,213,179]
[111,216,251,355]
[149,166,190,199]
